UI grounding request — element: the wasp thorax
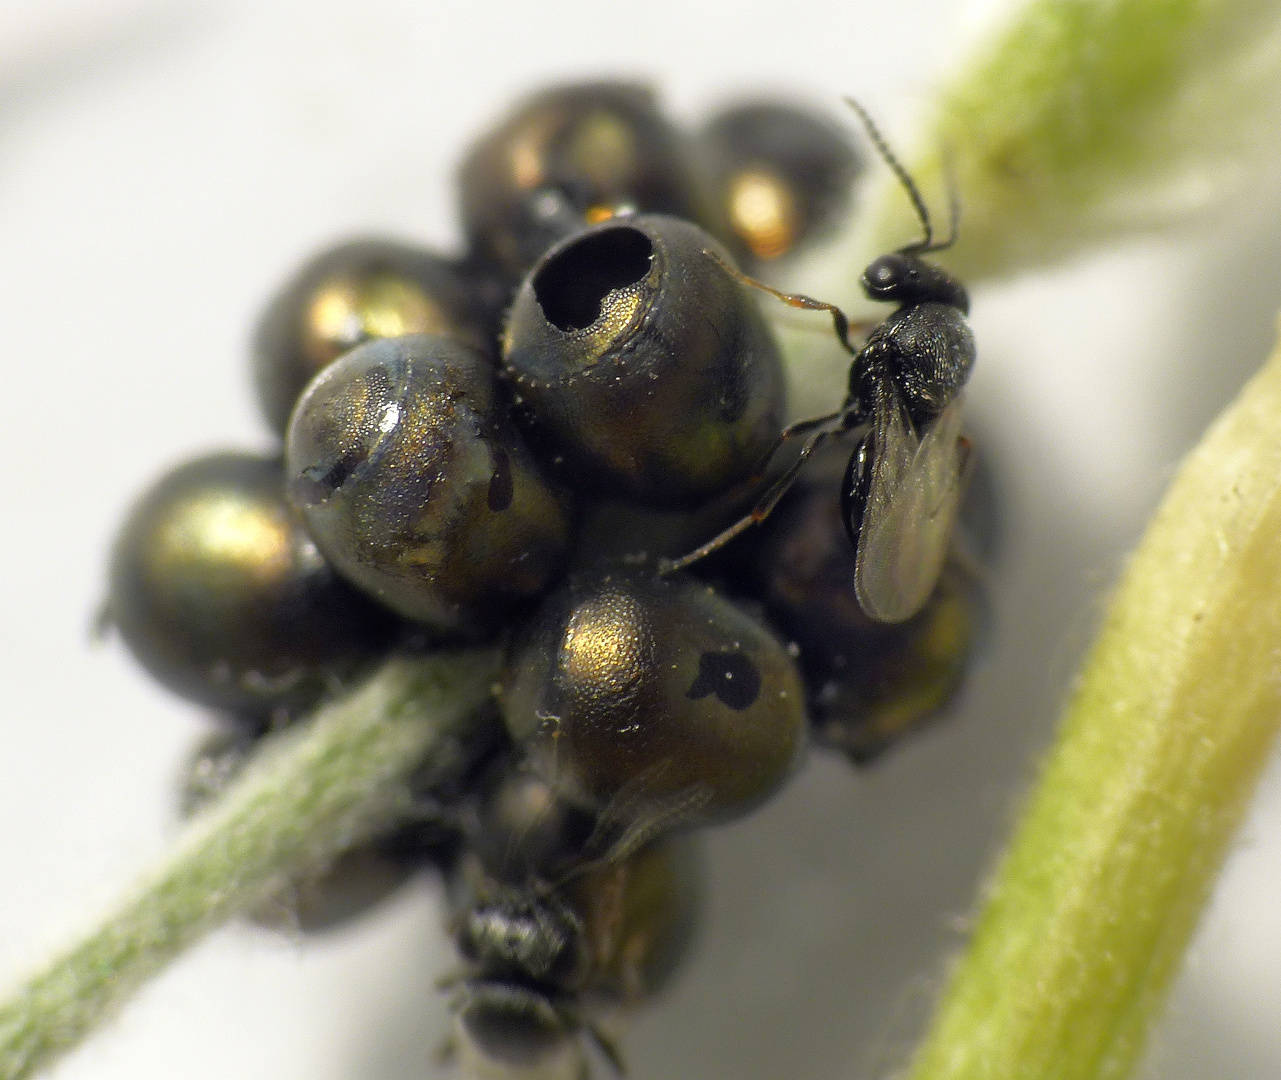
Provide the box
[503,215,786,508]
[253,239,492,436]
[460,892,589,989]
[285,334,572,634]
[107,452,396,719]
[500,564,806,826]
[459,81,710,281]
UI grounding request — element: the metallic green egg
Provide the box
[252,238,494,436]
[459,81,712,281]
[503,215,786,507]
[179,729,425,933]
[286,334,573,634]
[753,470,981,763]
[697,99,862,266]
[565,835,703,1006]
[107,452,396,718]
[500,564,807,826]
[569,480,759,569]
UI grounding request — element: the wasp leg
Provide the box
[584,1018,628,1076]
[661,418,847,574]
[433,1029,458,1067]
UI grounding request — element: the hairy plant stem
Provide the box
[7,2,1281,1077]
[905,324,1281,1080]
[0,649,500,1080]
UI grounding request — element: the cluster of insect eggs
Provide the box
[104,81,984,1076]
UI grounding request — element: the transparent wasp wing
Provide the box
[845,392,967,623]
[555,766,713,886]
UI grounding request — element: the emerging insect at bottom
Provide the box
[442,771,703,1080]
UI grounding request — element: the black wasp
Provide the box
[441,767,703,1078]
[666,100,974,625]
[448,884,626,1077]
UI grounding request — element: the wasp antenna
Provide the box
[843,96,933,253]
[703,248,858,355]
[918,142,960,255]
[943,155,961,250]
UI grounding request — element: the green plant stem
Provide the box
[7,4,1281,1076]
[782,0,1281,421]
[0,649,500,1080]
[848,0,1281,286]
[905,324,1281,1080]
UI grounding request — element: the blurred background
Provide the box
[0,0,1278,1077]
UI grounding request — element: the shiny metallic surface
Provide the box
[253,238,492,436]
[503,215,786,507]
[726,167,800,261]
[459,81,712,280]
[755,475,978,763]
[697,99,861,266]
[501,564,806,824]
[10,8,1279,1079]
[286,334,572,633]
[565,835,703,1006]
[107,452,395,718]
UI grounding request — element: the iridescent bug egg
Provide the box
[459,81,711,280]
[697,100,861,265]
[285,334,573,635]
[500,564,806,826]
[106,452,396,719]
[754,472,981,762]
[252,238,493,436]
[569,479,759,569]
[503,215,786,507]
[565,836,703,1006]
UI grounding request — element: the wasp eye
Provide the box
[503,215,786,508]
[861,253,911,300]
[861,251,970,312]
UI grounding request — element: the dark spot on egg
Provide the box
[686,650,761,710]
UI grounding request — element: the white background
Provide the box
[0,1,1279,1078]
